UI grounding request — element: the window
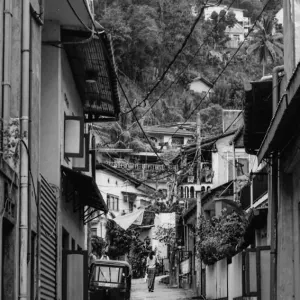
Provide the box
[71,238,76,250]
[129,201,134,213]
[107,194,119,211]
[190,186,195,198]
[91,266,124,283]
[91,228,97,236]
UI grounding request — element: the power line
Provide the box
[123,0,212,115]
[122,0,238,121]
[106,0,238,148]
[164,0,274,145]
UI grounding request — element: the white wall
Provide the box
[212,135,257,188]
[189,80,211,94]
[96,169,152,216]
[228,252,243,300]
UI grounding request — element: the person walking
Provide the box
[146,251,158,292]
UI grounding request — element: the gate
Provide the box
[40,175,58,300]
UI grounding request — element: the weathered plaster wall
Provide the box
[40,21,61,186]
[228,252,243,300]
[212,135,257,188]
[277,171,294,300]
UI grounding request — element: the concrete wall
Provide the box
[228,252,243,300]
[41,21,61,186]
[212,135,257,188]
[41,20,88,300]
[206,258,227,299]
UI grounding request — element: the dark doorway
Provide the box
[2,218,15,300]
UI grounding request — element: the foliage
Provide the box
[0,118,23,165]
[105,219,138,258]
[93,0,283,154]
[154,224,176,247]
[196,210,248,265]
[247,15,283,76]
[128,236,152,278]
[91,235,106,258]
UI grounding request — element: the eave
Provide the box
[257,62,300,163]
[62,29,120,122]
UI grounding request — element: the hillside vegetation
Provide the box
[94,0,282,148]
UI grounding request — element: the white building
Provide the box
[204,5,250,47]
[189,76,213,95]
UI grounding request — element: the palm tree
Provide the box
[246,15,283,76]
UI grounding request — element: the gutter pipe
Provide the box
[19,2,30,300]
[272,66,284,116]
[269,65,283,300]
[2,0,12,123]
[0,0,4,123]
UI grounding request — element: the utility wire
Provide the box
[123,0,212,114]
[123,0,238,117]
[100,0,238,148]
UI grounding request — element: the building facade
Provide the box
[243,1,300,299]
[0,1,120,300]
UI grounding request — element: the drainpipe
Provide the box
[272,66,284,116]
[19,2,30,300]
[2,0,12,123]
[0,0,4,296]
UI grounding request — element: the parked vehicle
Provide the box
[89,260,132,300]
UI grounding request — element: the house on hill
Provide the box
[189,76,214,95]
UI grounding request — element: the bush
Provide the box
[196,210,248,265]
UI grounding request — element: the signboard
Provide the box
[180,258,190,275]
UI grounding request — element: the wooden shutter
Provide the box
[40,175,57,300]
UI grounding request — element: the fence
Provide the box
[205,246,270,300]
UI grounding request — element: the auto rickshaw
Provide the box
[89,260,132,300]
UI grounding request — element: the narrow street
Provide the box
[131,277,195,300]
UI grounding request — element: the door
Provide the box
[62,250,88,300]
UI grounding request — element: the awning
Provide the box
[61,166,108,217]
[61,29,120,122]
[113,209,145,230]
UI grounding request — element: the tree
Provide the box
[246,15,283,76]
[91,235,106,258]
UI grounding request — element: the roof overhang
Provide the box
[61,166,108,221]
[45,0,94,29]
[257,62,300,163]
[61,29,120,122]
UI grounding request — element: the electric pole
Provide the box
[196,112,202,295]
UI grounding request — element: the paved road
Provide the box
[131,277,195,300]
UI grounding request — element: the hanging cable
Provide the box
[122,0,238,116]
